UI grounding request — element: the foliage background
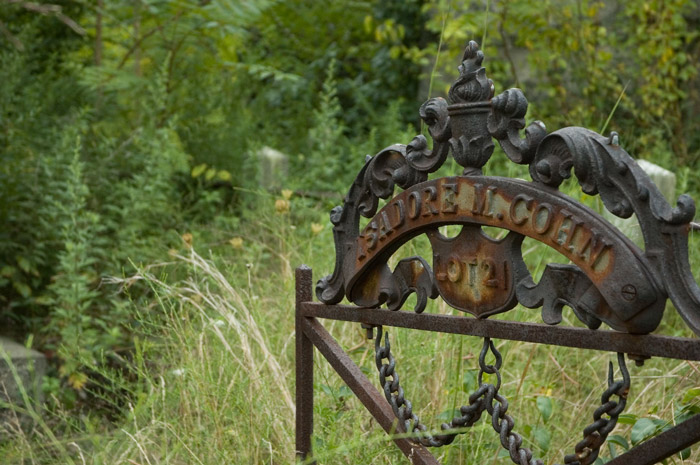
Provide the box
[0,0,699,464]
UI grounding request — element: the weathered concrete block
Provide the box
[0,337,45,437]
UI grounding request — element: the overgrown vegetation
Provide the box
[1,0,699,463]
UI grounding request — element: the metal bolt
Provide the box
[361,323,374,339]
[628,353,650,367]
[621,284,637,301]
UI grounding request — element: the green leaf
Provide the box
[463,370,477,392]
[675,404,694,424]
[631,418,658,445]
[536,396,553,423]
[683,387,700,403]
[205,168,217,181]
[16,255,32,273]
[191,163,208,178]
[337,385,352,399]
[617,413,638,425]
[12,281,31,298]
[680,447,691,460]
[533,427,551,452]
[0,266,16,278]
[437,408,460,421]
[34,295,54,306]
[608,434,629,451]
[217,170,232,182]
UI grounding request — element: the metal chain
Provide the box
[560,352,630,465]
[373,326,631,465]
[374,326,543,464]
[374,325,479,447]
[478,338,543,465]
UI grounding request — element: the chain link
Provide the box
[374,326,543,464]
[560,352,630,465]
[373,326,629,465]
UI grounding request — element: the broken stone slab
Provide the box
[0,337,46,437]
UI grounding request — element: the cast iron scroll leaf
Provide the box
[531,128,695,224]
[348,257,438,313]
[530,128,700,334]
[358,146,423,218]
[517,264,606,330]
[387,257,439,313]
[316,98,451,305]
[488,88,548,165]
[405,98,452,174]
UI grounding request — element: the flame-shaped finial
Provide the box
[448,41,494,104]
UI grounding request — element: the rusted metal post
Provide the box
[295,265,314,463]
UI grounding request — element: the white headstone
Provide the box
[256,146,288,190]
[604,159,677,246]
[0,337,45,436]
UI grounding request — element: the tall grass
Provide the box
[1,188,699,464]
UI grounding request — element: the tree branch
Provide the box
[4,1,86,35]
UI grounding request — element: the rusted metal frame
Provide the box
[296,266,315,463]
[300,316,440,465]
[605,413,700,465]
[317,41,700,337]
[300,302,700,362]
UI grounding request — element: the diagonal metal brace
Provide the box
[605,414,700,465]
[301,316,440,465]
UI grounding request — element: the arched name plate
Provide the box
[350,176,660,329]
[316,41,700,336]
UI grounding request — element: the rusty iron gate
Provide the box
[295,41,700,465]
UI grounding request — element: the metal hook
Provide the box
[478,337,503,390]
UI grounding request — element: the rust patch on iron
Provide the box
[427,225,521,318]
[351,176,657,321]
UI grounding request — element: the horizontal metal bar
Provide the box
[301,317,440,465]
[606,414,700,465]
[301,302,700,361]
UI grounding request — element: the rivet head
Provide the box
[621,284,637,301]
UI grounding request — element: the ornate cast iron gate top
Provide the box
[316,40,700,337]
[296,40,700,465]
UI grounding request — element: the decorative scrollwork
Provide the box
[448,40,494,105]
[315,93,452,306]
[530,127,700,334]
[317,38,700,337]
[488,88,547,164]
[516,263,666,334]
